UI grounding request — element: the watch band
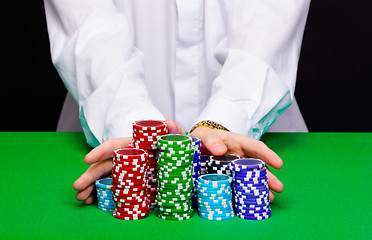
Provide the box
[190,120,230,133]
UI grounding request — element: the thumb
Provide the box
[165,120,186,135]
[190,127,227,156]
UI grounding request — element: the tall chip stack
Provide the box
[191,137,201,208]
[130,120,168,209]
[156,134,194,220]
[111,148,150,220]
[228,158,271,220]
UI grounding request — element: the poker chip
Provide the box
[111,147,150,220]
[197,174,234,221]
[156,134,194,220]
[228,158,271,220]
[206,154,241,177]
[95,178,115,212]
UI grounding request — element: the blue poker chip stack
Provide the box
[197,174,235,221]
[228,159,271,220]
[95,178,115,212]
[191,137,201,208]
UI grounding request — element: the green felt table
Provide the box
[0,132,371,239]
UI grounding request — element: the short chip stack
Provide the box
[95,178,115,212]
[111,148,150,220]
[197,174,234,221]
[228,158,271,220]
[207,154,241,176]
[156,134,194,220]
[130,120,168,208]
[191,137,201,208]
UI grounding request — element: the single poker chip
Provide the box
[199,209,235,217]
[158,154,194,161]
[158,165,192,173]
[233,167,267,175]
[158,134,192,145]
[130,142,158,150]
[233,184,268,192]
[134,129,168,136]
[96,189,113,194]
[157,143,194,151]
[113,211,149,220]
[234,175,267,182]
[131,138,159,145]
[98,202,115,208]
[97,205,114,212]
[238,207,271,214]
[197,187,231,194]
[157,214,192,221]
[95,178,113,190]
[209,154,241,165]
[235,190,270,197]
[115,209,150,216]
[229,158,265,171]
[198,174,233,186]
[234,181,268,188]
[158,206,191,213]
[237,213,271,220]
[115,199,149,208]
[199,214,234,221]
[133,120,167,131]
[97,193,113,198]
[159,152,194,158]
[113,148,149,159]
[159,148,195,155]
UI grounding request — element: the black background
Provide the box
[1,0,371,132]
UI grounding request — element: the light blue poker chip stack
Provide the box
[228,158,271,220]
[95,178,115,212]
[191,137,201,208]
[197,174,235,221]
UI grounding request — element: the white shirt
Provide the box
[44,0,310,147]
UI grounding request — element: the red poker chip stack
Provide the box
[129,120,168,209]
[111,148,150,220]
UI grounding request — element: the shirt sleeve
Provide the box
[196,0,311,139]
[43,0,165,147]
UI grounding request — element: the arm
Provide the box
[44,0,164,146]
[197,0,311,139]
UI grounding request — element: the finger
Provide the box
[269,190,275,202]
[75,184,95,201]
[83,195,96,205]
[166,120,186,135]
[241,139,283,170]
[85,138,132,165]
[267,168,284,193]
[190,127,227,156]
[73,158,113,191]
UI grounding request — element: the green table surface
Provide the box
[0,132,371,239]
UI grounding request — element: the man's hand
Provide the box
[73,120,184,204]
[189,127,284,202]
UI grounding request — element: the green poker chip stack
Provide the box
[156,134,194,220]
